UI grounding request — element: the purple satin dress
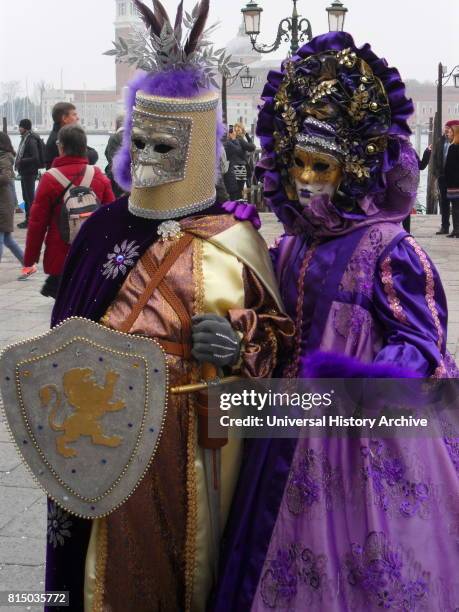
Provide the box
[252,231,459,612]
[211,142,459,611]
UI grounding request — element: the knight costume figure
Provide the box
[211,32,459,611]
[41,1,292,610]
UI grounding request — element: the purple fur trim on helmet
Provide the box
[112,145,132,193]
[256,32,417,233]
[298,351,420,379]
[113,68,224,191]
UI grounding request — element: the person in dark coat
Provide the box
[418,144,431,170]
[223,123,256,200]
[444,124,459,237]
[432,120,459,234]
[104,115,125,197]
[0,132,33,275]
[402,144,432,233]
[24,125,114,298]
[45,102,99,169]
[15,119,41,228]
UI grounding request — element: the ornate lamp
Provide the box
[241,0,312,55]
[326,0,348,32]
[240,67,255,89]
[241,1,263,39]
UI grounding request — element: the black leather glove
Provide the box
[191,313,241,367]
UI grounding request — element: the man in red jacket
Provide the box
[22,124,115,297]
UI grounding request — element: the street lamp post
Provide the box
[222,66,255,126]
[241,0,312,55]
[426,63,459,214]
[241,0,348,56]
[326,0,348,32]
[436,62,459,142]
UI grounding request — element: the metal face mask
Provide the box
[288,146,343,207]
[130,109,192,188]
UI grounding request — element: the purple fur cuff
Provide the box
[222,200,261,229]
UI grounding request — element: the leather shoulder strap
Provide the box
[119,233,194,334]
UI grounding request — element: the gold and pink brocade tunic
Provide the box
[83,213,293,612]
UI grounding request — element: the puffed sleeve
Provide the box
[373,236,448,376]
[228,266,294,378]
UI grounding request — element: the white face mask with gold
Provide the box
[287,146,343,207]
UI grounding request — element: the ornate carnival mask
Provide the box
[287,146,343,206]
[127,91,219,219]
[131,109,192,188]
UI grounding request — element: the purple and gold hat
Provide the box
[256,32,416,218]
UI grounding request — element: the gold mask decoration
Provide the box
[287,146,343,205]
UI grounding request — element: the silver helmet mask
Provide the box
[130,109,192,188]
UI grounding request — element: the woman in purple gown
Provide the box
[211,32,459,611]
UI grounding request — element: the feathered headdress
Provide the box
[105,0,240,90]
[106,0,233,194]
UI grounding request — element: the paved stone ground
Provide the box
[0,212,457,608]
[0,217,50,612]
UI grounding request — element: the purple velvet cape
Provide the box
[50,197,257,326]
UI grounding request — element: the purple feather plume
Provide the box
[184,0,210,56]
[174,0,184,42]
[152,0,172,30]
[299,351,420,379]
[133,0,162,36]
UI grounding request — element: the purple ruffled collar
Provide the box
[284,193,408,238]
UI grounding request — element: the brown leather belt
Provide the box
[158,339,192,358]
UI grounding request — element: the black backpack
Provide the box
[32,133,46,169]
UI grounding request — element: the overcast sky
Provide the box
[1,0,458,95]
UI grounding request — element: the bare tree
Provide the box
[33,80,48,126]
[0,81,22,125]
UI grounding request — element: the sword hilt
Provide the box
[170,375,241,395]
[195,363,228,454]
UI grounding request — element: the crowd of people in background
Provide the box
[0,102,115,296]
[0,111,457,296]
[24,123,114,297]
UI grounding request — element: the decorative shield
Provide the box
[0,317,168,519]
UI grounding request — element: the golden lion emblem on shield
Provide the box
[39,367,126,458]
